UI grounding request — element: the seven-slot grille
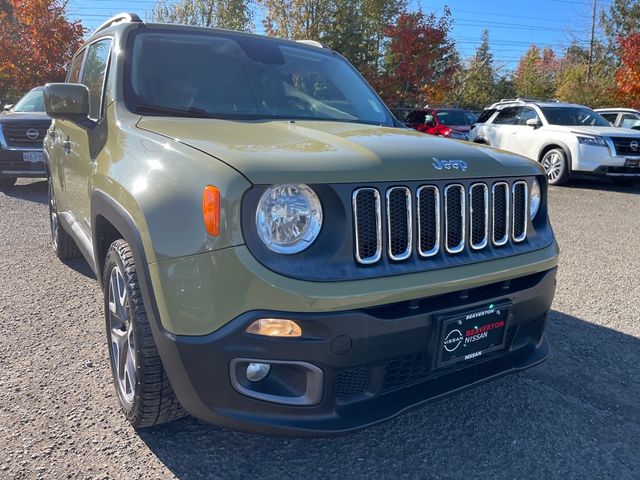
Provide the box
[353,180,530,265]
[1,121,51,148]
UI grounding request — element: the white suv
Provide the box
[469,99,640,185]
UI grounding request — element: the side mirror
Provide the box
[3,104,13,111]
[44,83,89,122]
[526,118,541,128]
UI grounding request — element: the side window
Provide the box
[600,113,617,123]
[67,51,85,83]
[424,113,435,125]
[517,107,539,125]
[477,109,496,124]
[620,113,640,129]
[493,107,521,125]
[81,39,112,120]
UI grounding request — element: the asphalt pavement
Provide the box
[0,178,638,479]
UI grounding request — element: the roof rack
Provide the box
[498,97,559,104]
[295,40,326,49]
[94,13,142,35]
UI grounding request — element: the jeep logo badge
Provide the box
[26,128,39,140]
[432,157,468,172]
[630,141,639,152]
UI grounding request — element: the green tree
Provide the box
[149,0,253,31]
[513,45,557,99]
[458,30,496,110]
[601,0,640,50]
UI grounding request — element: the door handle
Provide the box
[63,137,71,154]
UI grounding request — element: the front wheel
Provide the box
[103,239,185,427]
[541,148,570,186]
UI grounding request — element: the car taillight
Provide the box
[434,125,452,137]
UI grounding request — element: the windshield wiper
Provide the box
[135,103,213,118]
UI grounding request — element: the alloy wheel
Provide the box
[108,265,136,406]
[542,151,563,183]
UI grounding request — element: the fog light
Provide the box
[246,318,302,337]
[246,362,270,382]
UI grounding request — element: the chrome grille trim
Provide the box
[469,183,489,250]
[512,181,528,243]
[492,182,509,246]
[386,186,412,261]
[416,185,440,257]
[352,188,382,264]
[444,184,465,254]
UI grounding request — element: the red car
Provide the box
[405,108,477,140]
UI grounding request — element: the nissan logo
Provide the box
[630,140,639,152]
[25,128,39,140]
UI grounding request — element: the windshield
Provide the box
[12,89,44,112]
[540,107,610,127]
[436,110,475,126]
[126,30,392,125]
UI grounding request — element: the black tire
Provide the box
[48,178,82,260]
[103,239,185,428]
[540,148,570,186]
[0,177,16,189]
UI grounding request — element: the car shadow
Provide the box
[1,178,48,204]
[137,310,639,480]
[567,177,640,194]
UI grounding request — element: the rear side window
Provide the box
[82,39,113,119]
[599,113,617,123]
[67,51,84,83]
[477,109,496,123]
[493,107,521,125]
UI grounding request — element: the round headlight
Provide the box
[530,178,541,219]
[256,184,322,254]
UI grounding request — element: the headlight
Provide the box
[530,178,541,219]
[256,184,322,254]
[576,135,606,147]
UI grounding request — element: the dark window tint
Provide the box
[599,113,617,123]
[406,111,425,123]
[477,109,496,123]
[540,107,609,127]
[68,51,84,83]
[517,107,539,125]
[436,110,473,126]
[493,107,521,125]
[82,39,112,119]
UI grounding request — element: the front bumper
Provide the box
[152,266,557,436]
[573,144,640,176]
[0,148,46,178]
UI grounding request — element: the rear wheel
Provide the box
[103,239,185,427]
[48,178,81,260]
[541,148,569,186]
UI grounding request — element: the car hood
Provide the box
[137,118,544,184]
[548,125,640,137]
[0,111,50,123]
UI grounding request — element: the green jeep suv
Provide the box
[43,13,559,435]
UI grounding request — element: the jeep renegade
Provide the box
[43,14,559,435]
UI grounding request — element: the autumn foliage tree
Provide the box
[376,8,458,107]
[0,0,83,98]
[616,33,640,109]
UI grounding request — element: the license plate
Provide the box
[437,303,509,367]
[625,158,640,168]
[23,152,44,163]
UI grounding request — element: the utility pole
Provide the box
[587,0,597,82]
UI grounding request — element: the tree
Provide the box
[458,30,496,109]
[601,0,640,52]
[0,0,84,98]
[259,0,333,39]
[616,33,640,109]
[513,45,558,100]
[150,0,253,31]
[375,8,458,107]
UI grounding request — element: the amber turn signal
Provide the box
[202,185,220,236]
[246,318,302,337]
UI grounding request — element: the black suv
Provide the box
[0,86,51,188]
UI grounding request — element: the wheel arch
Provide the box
[538,141,573,172]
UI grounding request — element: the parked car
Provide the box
[595,108,640,130]
[405,108,477,140]
[469,98,640,186]
[0,86,50,188]
[44,14,558,435]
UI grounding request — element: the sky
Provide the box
[64,0,610,72]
